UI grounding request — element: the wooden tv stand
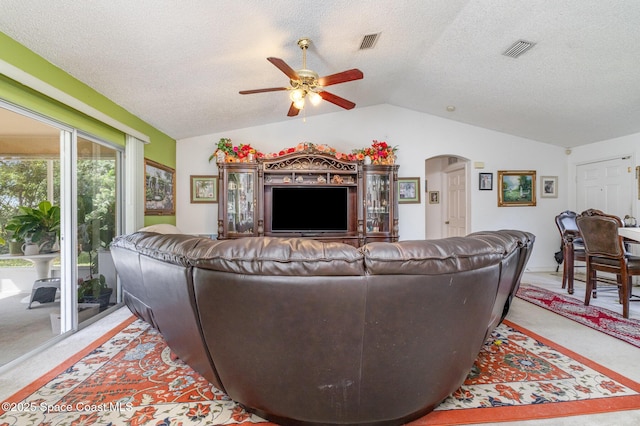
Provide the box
[217,148,398,247]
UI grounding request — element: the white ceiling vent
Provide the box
[503,40,536,58]
[359,33,381,50]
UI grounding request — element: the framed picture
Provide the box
[190,175,218,203]
[540,176,558,198]
[429,191,440,204]
[479,172,493,190]
[144,159,176,215]
[398,177,421,204]
[498,170,536,207]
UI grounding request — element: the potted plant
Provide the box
[78,273,112,309]
[0,231,24,255]
[5,201,60,253]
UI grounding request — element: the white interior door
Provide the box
[576,156,634,219]
[445,166,467,237]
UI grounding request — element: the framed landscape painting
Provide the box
[144,159,176,215]
[498,170,536,207]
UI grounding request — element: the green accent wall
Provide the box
[0,32,176,224]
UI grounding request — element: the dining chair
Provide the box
[555,210,586,294]
[576,209,640,318]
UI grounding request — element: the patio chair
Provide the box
[27,277,61,309]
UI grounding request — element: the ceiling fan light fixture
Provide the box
[239,38,363,116]
[308,91,322,106]
[293,98,305,110]
[289,88,305,102]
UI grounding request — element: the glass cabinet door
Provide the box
[227,172,255,234]
[365,174,391,233]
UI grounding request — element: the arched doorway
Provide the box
[424,155,471,239]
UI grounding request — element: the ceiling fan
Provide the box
[239,38,364,117]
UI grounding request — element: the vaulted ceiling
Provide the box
[1,1,639,148]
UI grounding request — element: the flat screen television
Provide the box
[271,186,349,232]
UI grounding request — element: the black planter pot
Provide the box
[81,288,113,309]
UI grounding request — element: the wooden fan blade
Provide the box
[287,103,300,117]
[318,69,363,87]
[267,57,299,80]
[239,87,288,95]
[318,91,356,110]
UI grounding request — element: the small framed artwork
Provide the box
[497,170,536,207]
[190,175,218,203]
[144,159,176,215]
[429,191,440,204]
[479,173,493,191]
[540,176,558,198]
[398,177,421,204]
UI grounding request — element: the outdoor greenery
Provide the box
[5,200,60,243]
[77,273,109,301]
[0,160,53,247]
[0,158,116,256]
[77,159,117,254]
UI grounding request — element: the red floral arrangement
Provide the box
[209,138,263,163]
[263,142,354,160]
[352,140,398,164]
[233,143,264,161]
[211,139,397,164]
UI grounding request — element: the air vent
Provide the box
[359,33,381,50]
[503,40,536,58]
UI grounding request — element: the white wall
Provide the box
[177,104,570,271]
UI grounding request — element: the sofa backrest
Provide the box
[192,236,365,276]
[465,230,531,337]
[361,236,506,275]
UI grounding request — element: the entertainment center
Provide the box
[217,148,399,247]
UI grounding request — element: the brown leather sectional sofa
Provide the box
[110,230,534,425]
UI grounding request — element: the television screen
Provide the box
[271,187,348,232]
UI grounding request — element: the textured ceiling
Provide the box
[1,0,639,147]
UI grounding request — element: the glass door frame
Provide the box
[0,99,125,335]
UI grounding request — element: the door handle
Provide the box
[445,221,450,224]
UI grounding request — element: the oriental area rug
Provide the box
[516,284,640,348]
[1,317,640,426]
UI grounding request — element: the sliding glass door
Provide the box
[0,102,123,368]
[75,134,122,324]
[0,105,62,366]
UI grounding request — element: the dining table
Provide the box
[619,227,640,242]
